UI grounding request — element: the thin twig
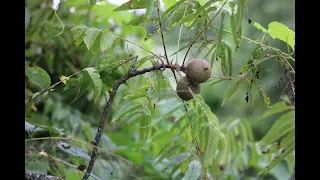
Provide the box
[182,0,228,66]
[156,4,179,83]
[156,6,169,65]
[278,81,290,102]
[128,56,138,72]
[117,37,163,62]
[176,1,191,65]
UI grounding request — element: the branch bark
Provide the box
[25,172,63,180]
[82,57,180,180]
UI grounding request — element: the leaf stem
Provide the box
[118,37,163,62]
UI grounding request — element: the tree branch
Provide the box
[156,5,169,65]
[25,172,63,180]
[82,58,181,180]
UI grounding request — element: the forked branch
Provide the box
[82,56,181,180]
[156,4,179,82]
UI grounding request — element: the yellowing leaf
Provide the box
[60,75,69,84]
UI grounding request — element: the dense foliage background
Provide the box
[25,0,295,179]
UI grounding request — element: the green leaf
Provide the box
[229,0,243,49]
[182,160,202,180]
[161,0,186,19]
[157,145,181,163]
[267,21,295,51]
[113,0,148,11]
[253,22,267,33]
[28,122,64,135]
[71,75,91,104]
[165,152,191,171]
[235,0,245,47]
[142,107,152,117]
[180,12,198,25]
[122,109,143,124]
[215,12,225,60]
[148,104,184,126]
[97,54,121,70]
[179,114,204,135]
[226,43,233,76]
[25,61,51,89]
[82,124,93,142]
[154,136,176,159]
[56,141,90,160]
[202,123,219,168]
[72,123,83,138]
[221,80,242,107]
[64,78,80,90]
[195,95,220,127]
[71,25,89,47]
[128,14,146,26]
[260,111,295,147]
[258,101,294,120]
[168,3,192,28]
[242,119,254,141]
[262,89,270,108]
[111,104,142,123]
[229,12,238,48]
[209,78,226,86]
[163,0,176,9]
[217,134,229,166]
[280,129,295,149]
[259,142,294,175]
[123,89,148,100]
[25,7,30,31]
[84,68,102,103]
[100,31,117,51]
[84,27,102,50]
[169,108,196,132]
[146,0,154,20]
[135,55,155,68]
[238,121,248,144]
[140,108,152,142]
